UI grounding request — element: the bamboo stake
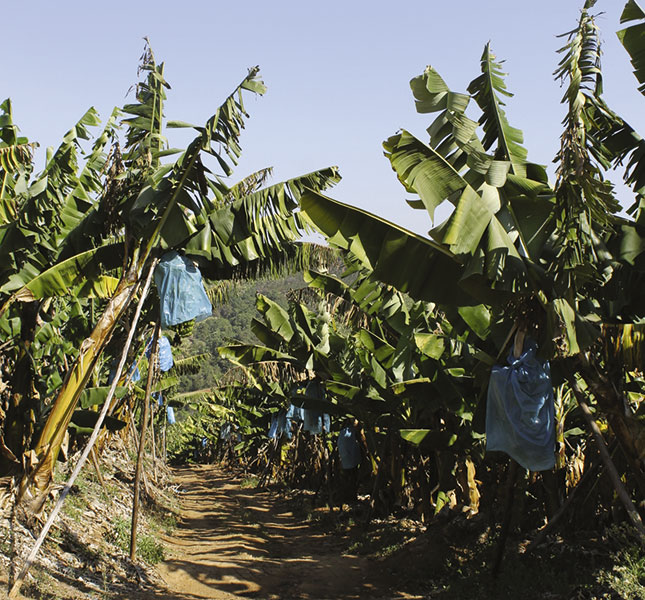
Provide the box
[162,419,167,463]
[130,321,160,561]
[90,447,106,490]
[8,260,157,599]
[567,375,645,545]
[150,402,158,484]
[127,404,140,457]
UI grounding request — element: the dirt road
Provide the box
[144,464,402,600]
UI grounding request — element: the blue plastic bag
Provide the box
[286,404,304,423]
[167,405,176,425]
[221,423,240,441]
[158,336,174,372]
[146,335,174,372]
[303,409,331,434]
[269,411,290,439]
[154,251,212,328]
[486,337,555,471]
[337,425,361,469]
[108,362,140,385]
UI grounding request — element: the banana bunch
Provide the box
[169,318,196,340]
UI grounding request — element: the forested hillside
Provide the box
[176,274,305,391]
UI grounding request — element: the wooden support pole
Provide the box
[162,420,167,463]
[150,403,158,484]
[130,321,160,561]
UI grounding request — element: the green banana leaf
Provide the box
[79,386,128,409]
[70,410,127,432]
[3,244,123,302]
[301,189,488,306]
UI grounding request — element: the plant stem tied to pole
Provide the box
[8,259,158,599]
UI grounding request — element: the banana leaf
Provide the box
[70,410,127,432]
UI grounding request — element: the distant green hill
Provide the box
[175,274,305,392]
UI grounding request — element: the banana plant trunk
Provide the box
[2,300,39,473]
[8,262,157,600]
[20,269,140,503]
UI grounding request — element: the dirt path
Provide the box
[141,464,400,600]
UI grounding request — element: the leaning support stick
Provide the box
[567,375,645,546]
[8,260,158,599]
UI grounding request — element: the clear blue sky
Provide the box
[4,1,643,235]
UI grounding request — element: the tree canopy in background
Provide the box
[176,275,304,390]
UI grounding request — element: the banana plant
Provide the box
[1,43,339,499]
[0,104,118,471]
[216,261,495,515]
[299,1,645,519]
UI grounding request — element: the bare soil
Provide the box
[3,461,637,599]
[132,464,418,600]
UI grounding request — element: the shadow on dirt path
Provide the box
[137,464,399,600]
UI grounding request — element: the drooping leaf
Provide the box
[618,0,645,97]
[79,386,128,409]
[71,410,127,432]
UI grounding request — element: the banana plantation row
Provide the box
[1,1,645,591]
